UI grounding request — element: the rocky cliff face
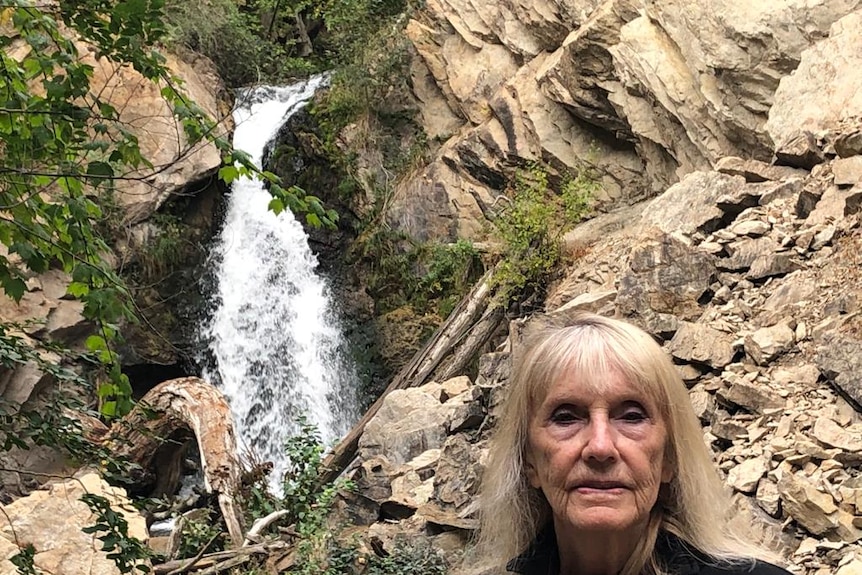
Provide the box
[392,0,862,242]
[0,41,229,409]
[330,2,862,573]
[0,37,230,505]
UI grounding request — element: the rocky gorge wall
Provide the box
[4,1,862,574]
[0,34,230,500]
[324,2,862,574]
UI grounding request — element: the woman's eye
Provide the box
[620,408,647,422]
[550,408,580,423]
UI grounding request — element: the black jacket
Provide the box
[506,529,793,575]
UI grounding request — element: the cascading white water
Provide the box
[201,77,358,492]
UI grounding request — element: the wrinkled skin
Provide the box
[525,370,672,540]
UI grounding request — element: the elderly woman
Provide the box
[479,313,792,575]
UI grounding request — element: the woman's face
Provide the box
[525,369,672,538]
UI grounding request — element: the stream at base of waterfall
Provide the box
[198,77,359,493]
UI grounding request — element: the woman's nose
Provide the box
[582,417,618,462]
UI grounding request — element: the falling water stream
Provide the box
[200,77,358,492]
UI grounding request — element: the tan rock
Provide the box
[0,472,148,575]
[667,322,735,369]
[615,233,716,323]
[771,364,821,388]
[813,417,862,452]
[730,220,771,237]
[716,156,808,183]
[359,388,450,465]
[767,11,862,156]
[552,290,618,315]
[756,478,781,517]
[438,376,472,401]
[777,473,838,535]
[744,323,795,365]
[717,381,785,414]
[689,387,717,423]
[835,558,862,575]
[727,458,768,494]
[642,172,749,236]
[78,48,227,224]
[833,156,862,187]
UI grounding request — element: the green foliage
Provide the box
[81,493,154,573]
[489,162,598,307]
[282,416,327,521]
[366,539,448,575]
[164,0,315,88]
[10,544,37,575]
[176,514,225,560]
[354,223,483,319]
[236,416,353,535]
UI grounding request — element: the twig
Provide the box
[243,510,289,546]
[166,530,221,575]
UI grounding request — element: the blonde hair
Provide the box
[478,313,775,574]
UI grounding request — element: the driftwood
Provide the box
[104,377,245,547]
[243,510,289,546]
[153,541,286,575]
[318,266,499,486]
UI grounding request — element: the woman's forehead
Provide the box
[543,366,651,402]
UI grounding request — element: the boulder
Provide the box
[744,323,795,365]
[0,472,148,575]
[616,233,716,322]
[727,458,769,494]
[666,322,735,369]
[359,388,451,465]
[431,435,483,511]
[80,48,228,224]
[778,472,838,536]
[641,172,751,236]
[767,11,862,156]
[717,381,785,414]
[817,333,862,409]
[716,157,808,183]
[812,417,862,452]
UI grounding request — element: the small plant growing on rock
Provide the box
[489,161,598,308]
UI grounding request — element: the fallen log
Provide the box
[105,377,245,547]
[318,266,499,486]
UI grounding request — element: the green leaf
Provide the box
[217,164,239,183]
[86,161,114,180]
[0,274,27,302]
[268,198,285,215]
[85,334,108,352]
[100,401,117,418]
[97,383,115,399]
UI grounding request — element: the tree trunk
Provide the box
[105,377,245,547]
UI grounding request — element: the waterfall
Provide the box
[200,77,358,493]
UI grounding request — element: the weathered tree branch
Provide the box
[104,377,245,547]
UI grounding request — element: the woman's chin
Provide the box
[559,508,642,536]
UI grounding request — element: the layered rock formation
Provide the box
[392,0,862,242]
[328,3,862,574]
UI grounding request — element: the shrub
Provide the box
[489,162,598,307]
